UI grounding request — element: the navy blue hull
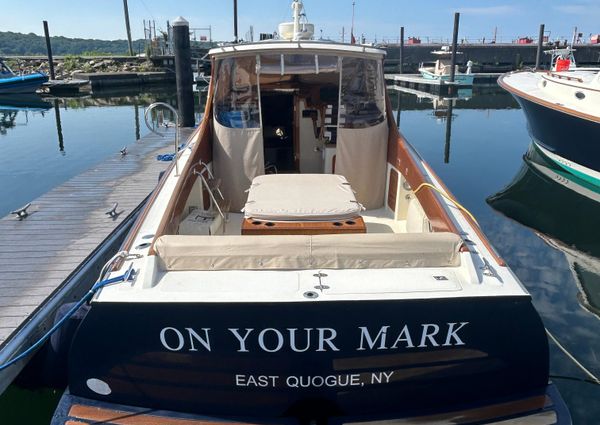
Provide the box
[512,94,600,174]
[68,297,549,418]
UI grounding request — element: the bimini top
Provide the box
[209,40,386,59]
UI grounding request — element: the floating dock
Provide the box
[42,79,90,95]
[385,73,501,94]
[0,127,195,394]
[72,71,175,92]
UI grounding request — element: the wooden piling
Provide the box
[535,24,545,70]
[42,21,55,80]
[172,17,195,127]
[449,13,460,84]
[122,0,134,56]
[399,27,404,74]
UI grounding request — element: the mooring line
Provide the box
[0,252,132,372]
[546,328,600,385]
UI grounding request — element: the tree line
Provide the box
[0,31,146,56]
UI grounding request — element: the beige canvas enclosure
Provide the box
[212,120,265,212]
[336,121,388,210]
[208,51,390,212]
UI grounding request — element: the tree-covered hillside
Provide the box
[0,31,146,55]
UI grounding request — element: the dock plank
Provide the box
[0,127,195,390]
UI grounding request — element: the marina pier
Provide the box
[0,126,194,393]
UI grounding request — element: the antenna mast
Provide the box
[350,1,356,43]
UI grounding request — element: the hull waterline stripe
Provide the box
[534,142,600,187]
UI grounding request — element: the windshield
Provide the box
[213,53,384,129]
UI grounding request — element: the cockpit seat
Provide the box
[242,174,364,222]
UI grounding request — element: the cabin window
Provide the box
[214,56,261,128]
[259,54,340,75]
[284,54,316,74]
[339,58,385,128]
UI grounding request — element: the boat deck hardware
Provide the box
[313,272,330,291]
[105,203,120,219]
[120,146,128,156]
[194,161,230,228]
[480,257,498,278]
[10,202,31,219]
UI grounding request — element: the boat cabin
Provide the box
[146,41,474,270]
[418,47,469,79]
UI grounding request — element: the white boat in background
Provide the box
[499,48,600,187]
[49,2,570,424]
[418,46,474,85]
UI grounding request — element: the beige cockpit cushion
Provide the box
[243,174,364,221]
[154,232,463,271]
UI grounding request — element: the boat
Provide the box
[488,143,600,320]
[498,49,600,187]
[50,4,570,424]
[0,59,49,94]
[0,93,52,112]
[418,46,474,85]
[0,94,52,136]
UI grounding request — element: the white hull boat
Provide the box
[48,7,571,423]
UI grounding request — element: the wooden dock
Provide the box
[42,79,90,95]
[0,127,195,393]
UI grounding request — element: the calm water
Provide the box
[0,86,599,423]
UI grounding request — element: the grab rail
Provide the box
[546,72,584,83]
[144,102,181,176]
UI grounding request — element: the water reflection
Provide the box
[53,99,65,154]
[0,94,52,135]
[391,87,474,163]
[487,144,600,319]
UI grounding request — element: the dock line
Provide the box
[546,328,600,385]
[0,252,133,372]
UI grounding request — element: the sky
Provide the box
[1,0,599,44]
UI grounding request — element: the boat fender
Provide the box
[16,302,91,388]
